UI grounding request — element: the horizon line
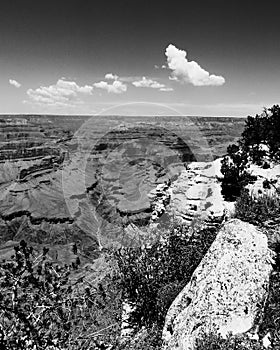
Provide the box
[0,113,247,118]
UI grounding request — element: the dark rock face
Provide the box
[87,125,195,229]
[162,219,275,350]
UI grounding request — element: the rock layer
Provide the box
[162,219,275,350]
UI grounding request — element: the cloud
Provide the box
[165,44,225,86]
[132,77,173,92]
[105,73,119,80]
[154,64,166,69]
[93,80,127,94]
[132,77,165,89]
[9,79,21,88]
[104,74,138,83]
[159,87,174,92]
[26,78,93,107]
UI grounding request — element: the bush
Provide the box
[115,218,218,331]
[257,270,280,349]
[117,325,162,350]
[0,240,122,349]
[235,189,280,225]
[195,332,265,350]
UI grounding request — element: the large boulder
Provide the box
[162,219,275,350]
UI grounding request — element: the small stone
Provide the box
[262,333,271,348]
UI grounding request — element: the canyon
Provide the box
[0,115,246,262]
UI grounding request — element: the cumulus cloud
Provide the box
[132,77,165,89]
[105,73,119,80]
[93,80,127,94]
[9,79,21,88]
[26,79,93,107]
[165,44,225,86]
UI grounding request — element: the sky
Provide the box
[1,0,280,117]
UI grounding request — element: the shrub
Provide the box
[117,325,162,350]
[115,218,218,331]
[235,189,280,225]
[195,332,265,350]
[257,270,280,349]
[0,240,122,349]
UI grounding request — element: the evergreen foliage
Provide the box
[0,240,122,349]
[221,144,256,201]
[221,105,280,200]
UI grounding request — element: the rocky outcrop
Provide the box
[157,159,234,225]
[167,158,280,226]
[162,219,275,350]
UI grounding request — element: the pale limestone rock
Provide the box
[162,219,275,350]
[169,160,227,224]
[148,158,280,227]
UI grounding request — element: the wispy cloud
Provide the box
[165,44,225,86]
[9,79,21,88]
[118,76,140,83]
[159,87,174,92]
[26,78,93,107]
